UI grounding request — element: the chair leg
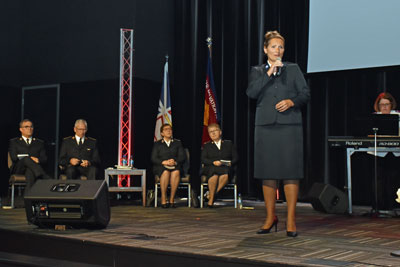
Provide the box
[200,184,204,208]
[154,183,158,208]
[234,184,238,209]
[188,184,191,208]
[11,184,15,209]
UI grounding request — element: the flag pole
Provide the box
[163,55,168,121]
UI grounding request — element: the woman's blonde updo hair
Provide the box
[264,31,285,48]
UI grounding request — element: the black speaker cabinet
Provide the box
[24,180,110,229]
[308,183,349,214]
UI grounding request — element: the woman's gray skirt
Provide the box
[254,124,304,180]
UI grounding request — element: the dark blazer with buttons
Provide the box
[59,136,101,167]
[201,140,239,178]
[9,137,47,173]
[201,140,238,166]
[246,63,310,126]
[151,139,185,176]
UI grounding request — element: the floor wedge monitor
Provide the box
[308,183,348,214]
[24,180,110,229]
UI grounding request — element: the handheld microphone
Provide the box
[276,57,282,76]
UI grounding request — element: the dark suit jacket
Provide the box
[201,140,238,166]
[59,136,101,167]
[9,137,47,174]
[201,140,238,177]
[151,139,185,176]
[246,63,310,126]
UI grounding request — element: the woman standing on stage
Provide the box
[246,31,310,237]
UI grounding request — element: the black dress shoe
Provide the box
[161,203,169,208]
[256,216,278,234]
[170,203,177,208]
[206,203,214,208]
[286,231,298,237]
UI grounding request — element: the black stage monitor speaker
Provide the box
[308,183,348,214]
[24,180,110,229]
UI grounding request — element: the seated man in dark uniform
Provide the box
[201,123,238,207]
[59,119,100,180]
[9,119,51,191]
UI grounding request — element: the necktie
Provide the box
[26,139,30,145]
[79,138,83,146]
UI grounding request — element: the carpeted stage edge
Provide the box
[1,202,400,267]
[0,227,280,267]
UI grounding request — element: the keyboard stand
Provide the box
[345,146,400,214]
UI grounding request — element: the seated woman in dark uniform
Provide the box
[201,123,238,207]
[151,124,185,208]
[372,92,400,210]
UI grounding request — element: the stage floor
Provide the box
[1,199,400,266]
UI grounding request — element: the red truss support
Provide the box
[118,28,134,187]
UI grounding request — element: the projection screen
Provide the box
[307,0,400,73]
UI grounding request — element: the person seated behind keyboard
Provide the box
[372,92,400,209]
[59,119,100,180]
[201,123,238,208]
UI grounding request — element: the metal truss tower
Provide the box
[118,28,134,187]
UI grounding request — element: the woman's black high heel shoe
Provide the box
[286,222,298,237]
[286,231,298,237]
[257,216,278,234]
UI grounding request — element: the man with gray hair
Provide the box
[59,119,100,180]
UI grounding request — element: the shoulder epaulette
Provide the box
[87,137,96,141]
[64,136,73,140]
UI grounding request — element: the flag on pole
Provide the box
[154,58,172,141]
[202,44,220,145]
